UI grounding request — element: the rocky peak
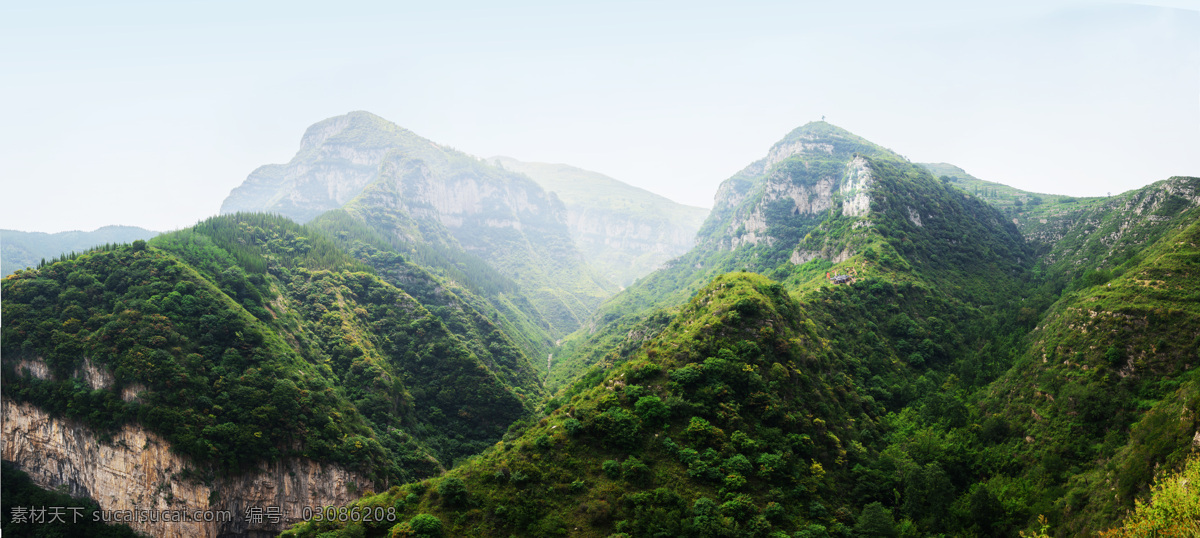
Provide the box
[703,123,891,252]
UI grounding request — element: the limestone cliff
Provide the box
[710,143,879,260]
[2,398,372,538]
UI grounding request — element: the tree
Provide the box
[854,502,897,537]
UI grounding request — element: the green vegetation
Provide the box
[222,110,619,344]
[2,213,544,482]
[6,120,1199,538]
[1100,452,1200,537]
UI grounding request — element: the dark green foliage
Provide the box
[2,213,544,483]
[0,461,140,537]
[438,477,468,508]
[407,514,443,537]
[853,502,896,537]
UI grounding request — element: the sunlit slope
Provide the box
[285,272,879,537]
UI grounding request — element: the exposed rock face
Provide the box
[2,399,372,538]
[717,155,876,253]
[220,113,401,223]
[841,157,874,218]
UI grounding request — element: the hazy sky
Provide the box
[1,0,1197,233]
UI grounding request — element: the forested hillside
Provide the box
[281,123,1200,537]
[2,214,545,483]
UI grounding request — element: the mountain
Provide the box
[285,121,1199,537]
[1,214,546,536]
[285,122,1058,537]
[490,156,709,287]
[2,225,159,276]
[546,121,1027,389]
[978,177,1200,534]
[221,111,617,340]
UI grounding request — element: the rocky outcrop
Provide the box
[220,112,403,223]
[719,156,875,252]
[2,399,372,538]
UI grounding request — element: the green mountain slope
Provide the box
[2,225,159,276]
[918,162,1089,214]
[981,205,1200,534]
[287,123,1199,536]
[491,156,710,287]
[548,122,1029,391]
[2,213,546,482]
[285,124,1061,538]
[285,273,879,537]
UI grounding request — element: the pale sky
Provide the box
[1,0,1197,233]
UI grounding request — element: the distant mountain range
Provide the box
[2,225,159,276]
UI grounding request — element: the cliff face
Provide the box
[2,399,372,538]
[713,150,876,258]
[220,112,411,223]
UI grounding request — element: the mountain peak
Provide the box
[768,121,902,164]
[297,110,417,152]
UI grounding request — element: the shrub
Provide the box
[602,459,621,479]
[438,477,468,507]
[407,514,443,537]
[634,396,669,425]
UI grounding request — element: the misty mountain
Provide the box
[490,156,709,288]
[221,111,616,340]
